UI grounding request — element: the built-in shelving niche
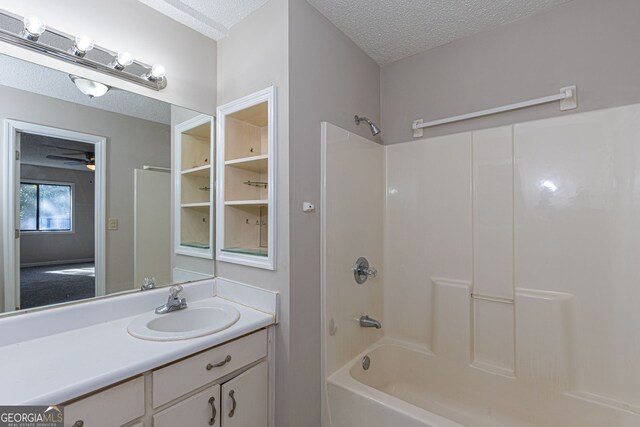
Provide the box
[174,115,214,259]
[216,86,275,270]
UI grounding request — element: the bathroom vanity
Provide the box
[0,278,278,427]
[65,330,268,427]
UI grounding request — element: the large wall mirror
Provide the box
[0,53,215,315]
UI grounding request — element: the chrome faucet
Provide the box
[359,315,382,329]
[155,285,187,314]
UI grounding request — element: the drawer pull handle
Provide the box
[229,389,236,418]
[206,355,232,370]
[72,422,84,427]
[208,396,217,425]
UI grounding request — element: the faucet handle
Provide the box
[354,257,377,284]
[169,284,183,297]
[141,276,156,291]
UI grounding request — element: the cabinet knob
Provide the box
[208,396,217,425]
[228,389,236,418]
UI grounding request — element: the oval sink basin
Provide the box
[128,301,240,341]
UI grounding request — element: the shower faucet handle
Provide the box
[354,257,377,284]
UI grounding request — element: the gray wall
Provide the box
[20,165,95,266]
[289,2,380,426]
[0,85,171,312]
[380,0,640,144]
[215,0,291,425]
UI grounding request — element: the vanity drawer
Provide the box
[152,329,267,407]
[64,377,144,427]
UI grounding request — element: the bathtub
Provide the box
[326,339,542,427]
[327,340,466,427]
[326,339,640,427]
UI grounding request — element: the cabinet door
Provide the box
[153,384,220,427]
[64,377,144,427]
[221,362,268,427]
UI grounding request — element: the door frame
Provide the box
[3,119,106,311]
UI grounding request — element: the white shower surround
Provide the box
[321,103,640,426]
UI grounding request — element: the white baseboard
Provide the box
[20,258,95,268]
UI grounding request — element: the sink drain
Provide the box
[362,355,370,370]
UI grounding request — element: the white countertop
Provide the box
[0,279,277,405]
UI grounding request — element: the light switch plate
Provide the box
[107,218,119,230]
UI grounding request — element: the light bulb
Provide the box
[116,51,134,67]
[74,35,94,53]
[150,64,166,79]
[22,16,46,40]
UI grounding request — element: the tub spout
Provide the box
[359,315,381,329]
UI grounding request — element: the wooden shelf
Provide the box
[224,200,268,206]
[221,247,268,257]
[181,202,211,208]
[217,87,274,270]
[225,155,268,173]
[175,114,214,259]
[182,165,211,176]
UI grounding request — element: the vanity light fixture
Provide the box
[0,8,168,91]
[20,16,46,41]
[70,35,94,57]
[69,75,110,98]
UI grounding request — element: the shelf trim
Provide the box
[224,200,268,206]
[181,164,211,175]
[225,154,268,166]
[181,202,211,208]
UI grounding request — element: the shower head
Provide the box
[354,115,381,136]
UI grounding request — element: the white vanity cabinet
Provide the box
[152,329,267,407]
[154,384,221,427]
[63,377,145,427]
[59,329,272,427]
[154,362,268,427]
[221,361,268,427]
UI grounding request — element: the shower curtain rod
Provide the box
[411,85,577,137]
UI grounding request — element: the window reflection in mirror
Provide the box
[0,53,214,315]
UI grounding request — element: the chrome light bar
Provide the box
[0,9,167,91]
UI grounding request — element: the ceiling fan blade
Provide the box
[61,151,90,156]
[41,144,87,153]
[46,155,86,162]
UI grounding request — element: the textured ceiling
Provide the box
[306,0,574,65]
[0,54,171,124]
[21,134,96,171]
[136,0,269,39]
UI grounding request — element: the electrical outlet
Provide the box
[107,218,119,230]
